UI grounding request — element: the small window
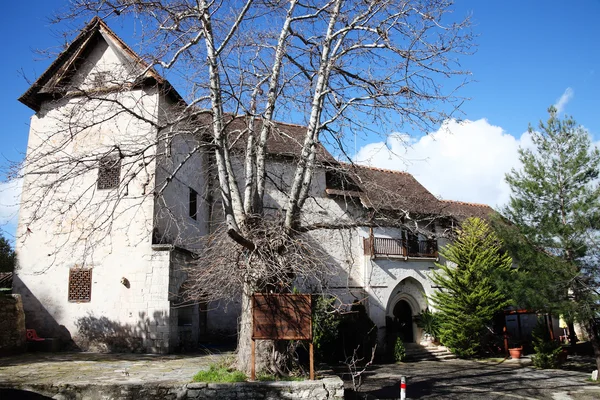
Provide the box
[325,170,361,192]
[97,156,121,190]
[68,268,92,302]
[189,188,198,220]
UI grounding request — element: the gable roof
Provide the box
[19,16,180,112]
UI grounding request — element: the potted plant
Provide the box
[508,339,523,359]
[416,309,441,345]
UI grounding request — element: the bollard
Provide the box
[400,376,406,400]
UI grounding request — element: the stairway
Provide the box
[403,343,456,361]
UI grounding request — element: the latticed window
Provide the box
[68,268,92,302]
[97,156,121,190]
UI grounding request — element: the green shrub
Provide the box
[394,337,406,362]
[531,318,562,369]
[192,365,246,382]
[313,296,341,363]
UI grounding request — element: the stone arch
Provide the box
[386,277,427,343]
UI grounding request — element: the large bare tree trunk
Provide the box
[237,279,282,376]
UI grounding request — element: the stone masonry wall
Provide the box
[0,294,26,355]
[185,378,344,399]
[4,377,345,400]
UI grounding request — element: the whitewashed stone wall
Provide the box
[14,34,179,353]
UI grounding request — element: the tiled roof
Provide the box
[326,163,496,219]
[439,199,495,220]
[332,163,443,215]
[222,116,337,163]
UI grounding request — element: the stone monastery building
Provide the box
[14,17,493,353]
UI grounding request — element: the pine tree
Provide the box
[430,217,513,358]
[504,106,600,370]
[0,233,15,273]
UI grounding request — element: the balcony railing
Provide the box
[364,237,438,259]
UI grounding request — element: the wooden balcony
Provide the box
[363,237,438,259]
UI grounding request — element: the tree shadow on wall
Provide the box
[11,275,77,351]
[75,311,169,353]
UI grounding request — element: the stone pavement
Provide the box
[0,350,230,387]
[341,356,600,400]
[0,350,345,400]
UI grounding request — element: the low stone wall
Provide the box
[2,377,344,400]
[0,294,26,356]
[186,378,344,399]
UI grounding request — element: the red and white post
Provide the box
[400,376,406,399]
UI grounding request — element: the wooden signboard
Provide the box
[252,294,312,340]
[251,293,314,380]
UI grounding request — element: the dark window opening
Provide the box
[325,170,362,192]
[97,156,121,190]
[189,188,198,220]
[68,268,92,302]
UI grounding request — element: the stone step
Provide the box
[403,343,456,361]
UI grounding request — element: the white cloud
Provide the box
[0,178,22,239]
[354,119,534,208]
[554,87,574,113]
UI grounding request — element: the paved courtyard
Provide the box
[0,351,231,387]
[343,357,600,400]
[2,352,600,399]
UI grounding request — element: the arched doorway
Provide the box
[393,300,414,343]
[385,277,427,344]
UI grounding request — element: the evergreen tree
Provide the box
[504,106,600,369]
[430,217,513,358]
[490,214,572,314]
[0,233,15,273]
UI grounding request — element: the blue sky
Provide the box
[1,1,599,240]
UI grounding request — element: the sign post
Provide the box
[251,293,313,380]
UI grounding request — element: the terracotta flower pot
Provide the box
[509,347,523,359]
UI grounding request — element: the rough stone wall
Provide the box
[4,377,344,400]
[185,379,344,400]
[0,294,26,355]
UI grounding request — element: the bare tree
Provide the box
[17,0,473,374]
